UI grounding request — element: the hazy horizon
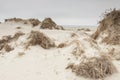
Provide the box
[0,0,120,26]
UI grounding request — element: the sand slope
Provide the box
[0,22,120,80]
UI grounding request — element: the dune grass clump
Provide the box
[77,28,91,31]
[5,18,24,22]
[91,9,120,45]
[68,40,84,57]
[0,43,14,52]
[5,17,28,24]
[12,31,25,40]
[0,35,12,52]
[0,31,24,52]
[108,48,120,60]
[4,44,14,52]
[0,35,12,44]
[0,31,24,43]
[16,27,21,29]
[5,18,41,27]
[40,18,64,30]
[70,33,78,38]
[27,31,55,49]
[66,55,117,79]
[57,43,67,48]
[102,35,120,45]
[40,18,56,29]
[28,18,41,27]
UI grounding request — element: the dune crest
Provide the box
[92,9,120,45]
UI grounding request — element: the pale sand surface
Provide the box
[0,22,120,80]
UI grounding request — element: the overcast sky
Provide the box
[0,0,120,25]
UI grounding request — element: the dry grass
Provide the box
[5,18,24,22]
[4,44,14,52]
[0,43,4,50]
[26,31,55,49]
[12,31,25,40]
[16,27,21,29]
[91,29,99,39]
[0,32,24,44]
[5,18,41,27]
[40,18,64,30]
[71,33,78,37]
[77,28,91,31]
[40,18,56,29]
[0,43,14,52]
[17,52,25,57]
[0,35,12,44]
[0,36,12,52]
[84,38,99,50]
[91,9,120,45]
[57,43,67,48]
[109,48,120,60]
[5,18,28,25]
[72,47,84,57]
[28,18,41,27]
[66,55,117,79]
[69,40,84,57]
[0,31,24,52]
[102,35,120,45]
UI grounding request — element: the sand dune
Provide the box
[0,9,120,80]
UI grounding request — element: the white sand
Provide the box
[0,22,120,80]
